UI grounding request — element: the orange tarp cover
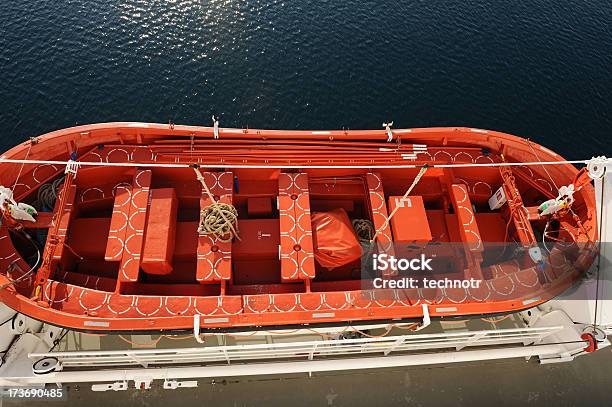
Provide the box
[311,208,362,269]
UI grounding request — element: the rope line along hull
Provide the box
[0,123,599,332]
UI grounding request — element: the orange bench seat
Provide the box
[111,169,152,288]
[278,172,315,282]
[449,184,483,252]
[141,188,178,275]
[366,173,396,276]
[51,183,77,264]
[196,172,233,283]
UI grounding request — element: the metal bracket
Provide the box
[587,156,608,179]
[163,379,198,390]
[383,121,394,142]
[193,314,206,343]
[134,377,153,390]
[91,381,128,392]
[212,116,220,140]
[414,304,431,331]
[64,160,79,176]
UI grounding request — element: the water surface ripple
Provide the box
[0,0,610,159]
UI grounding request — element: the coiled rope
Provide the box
[352,219,375,242]
[192,165,240,242]
[32,177,64,210]
[198,203,239,243]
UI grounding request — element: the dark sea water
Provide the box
[0,0,610,159]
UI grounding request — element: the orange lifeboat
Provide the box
[0,123,598,332]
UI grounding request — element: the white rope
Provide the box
[11,141,32,190]
[528,140,560,190]
[0,157,598,170]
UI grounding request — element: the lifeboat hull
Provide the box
[0,123,598,332]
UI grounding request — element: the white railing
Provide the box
[29,325,564,370]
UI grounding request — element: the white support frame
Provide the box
[0,323,590,388]
[29,325,563,370]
